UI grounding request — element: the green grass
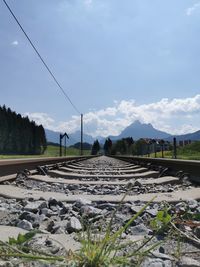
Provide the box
[0,145,91,159]
[0,197,163,267]
[147,141,200,160]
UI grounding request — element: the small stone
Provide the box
[0,262,14,267]
[131,205,144,214]
[129,223,151,236]
[19,211,35,221]
[48,197,59,207]
[134,179,142,187]
[146,208,158,217]
[66,217,82,233]
[45,239,53,246]
[194,226,200,239]
[126,181,134,189]
[168,187,174,192]
[50,247,60,254]
[46,220,55,232]
[24,201,47,213]
[40,208,54,217]
[159,246,165,254]
[141,258,172,267]
[178,256,200,267]
[175,202,186,212]
[17,219,33,230]
[80,205,102,217]
[59,206,69,216]
[73,198,92,209]
[188,199,198,210]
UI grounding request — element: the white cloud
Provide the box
[25,95,200,137]
[11,40,19,46]
[186,2,200,16]
[23,112,55,129]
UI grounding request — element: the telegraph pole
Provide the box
[59,134,62,157]
[80,114,83,155]
[173,137,177,159]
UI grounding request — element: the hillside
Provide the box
[108,120,171,141]
[165,130,200,142]
[45,129,94,146]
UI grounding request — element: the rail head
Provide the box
[112,155,200,183]
[0,155,96,177]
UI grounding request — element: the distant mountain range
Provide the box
[165,130,200,142]
[45,120,200,145]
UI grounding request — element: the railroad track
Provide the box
[0,155,199,202]
[0,155,200,266]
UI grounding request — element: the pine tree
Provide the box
[0,105,47,155]
[91,140,100,155]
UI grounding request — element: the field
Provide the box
[0,145,91,159]
[148,141,200,160]
[0,142,200,160]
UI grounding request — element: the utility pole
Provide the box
[64,134,66,156]
[173,137,177,159]
[59,134,62,157]
[80,114,83,155]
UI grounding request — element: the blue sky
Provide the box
[0,0,200,137]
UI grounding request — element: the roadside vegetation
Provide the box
[149,141,200,160]
[96,137,200,161]
[1,136,200,160]
[0,143,91,159]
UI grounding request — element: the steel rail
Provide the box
[112,156,200,183]
[0,156,94,177]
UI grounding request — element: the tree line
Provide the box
[0,105,47,154]
[91,137,170,156]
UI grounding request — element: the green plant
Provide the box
[150,205,172,233]
[8,231,37,246]
[0,198,178,266]
[69,197,161,267]
[0,231,65,264]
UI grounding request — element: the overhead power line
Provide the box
[3,0,81,115]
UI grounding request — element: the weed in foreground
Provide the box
[68,197,162,267]
[0,196,179,266]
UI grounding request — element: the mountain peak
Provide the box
[109,120,171,140]
[132,120,141,125]
[132,120,153,127]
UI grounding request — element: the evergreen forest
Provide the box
[0,105,47,154]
